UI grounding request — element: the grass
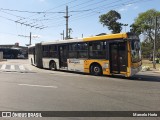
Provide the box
[142,59,160,69]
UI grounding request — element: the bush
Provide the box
[142,66,150,71]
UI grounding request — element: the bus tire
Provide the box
[90,64,102,76]
[49,61,57,71]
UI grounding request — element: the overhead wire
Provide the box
[0,0,101,30]
[46,0,152,29]
[0,0,79,38]
[0,0,78,30]
[69,0,151,22]
[34,0,109,28]
[0,0,153,31]
[15,0,78,24]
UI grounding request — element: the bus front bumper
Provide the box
[130,66,142,76]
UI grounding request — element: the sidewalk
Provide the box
[141,68,160,75]
[150,68,160,73]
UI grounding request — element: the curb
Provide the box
[0,59,7,62]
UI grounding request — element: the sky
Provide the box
[0,0,159,46]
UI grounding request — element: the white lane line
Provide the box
[1,64,6,70]
[19,65,25,71]
[10,65,15,70]
[18,84,58,88]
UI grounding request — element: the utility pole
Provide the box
[64,6,69,40]
[29,32,32,45]
[153,16,157,69]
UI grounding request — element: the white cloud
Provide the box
[118,4,138,12]
[125,3,133,7]
[119,8,127,12]
[133,6,139,10]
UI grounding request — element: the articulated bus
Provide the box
[28,32,142,77]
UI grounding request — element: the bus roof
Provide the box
[84,33,128,41]
[41,38,83,45]
[41,33,128,45]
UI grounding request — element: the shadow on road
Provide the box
[129,74,160,82]
[58,70,160,83]
[28,65,160,83]
[106,74,160,82]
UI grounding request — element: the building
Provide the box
[0,43,28,59]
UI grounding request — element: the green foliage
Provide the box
[141,41,153,58]
[131,9,160,58]
[99,10,123,33]
[131,9,160,37]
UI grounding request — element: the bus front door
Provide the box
[109,42,127,74]
[58,45,68,68]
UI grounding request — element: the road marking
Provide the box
[19,65,25,71]
[18,84,58,88]
[10,65,15,70]
[1,64,6,70]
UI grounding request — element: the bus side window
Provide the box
[50,45,58,58]
[43,46,50,58]
[69,43,77,58]
[89,41,106,59]
[77,42,88,58]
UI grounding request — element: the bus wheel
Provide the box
[49,62,57,71]
[90,64,102,76]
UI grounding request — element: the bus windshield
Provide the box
[131,40,142,63]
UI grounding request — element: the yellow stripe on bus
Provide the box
[83,33,128,41]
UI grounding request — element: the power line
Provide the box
[0,14,47,30]
[39,0,129,29]
[14,0,78,24]
[0,6,90,29]
[0,8,66,14]
[70,0,110,11]
[16,0,95,27]
[24,0,153,31]
[0,0,153,32]
[69,0,151,22]
[69,0,97,9]
[0,0,99,29]
[0,10,45,28]
[69,0,124,21]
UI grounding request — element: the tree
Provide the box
[99,10,123,33]
[141,41,153,58]
[130,9,160,59]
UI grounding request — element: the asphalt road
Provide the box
[0,59,160,120]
